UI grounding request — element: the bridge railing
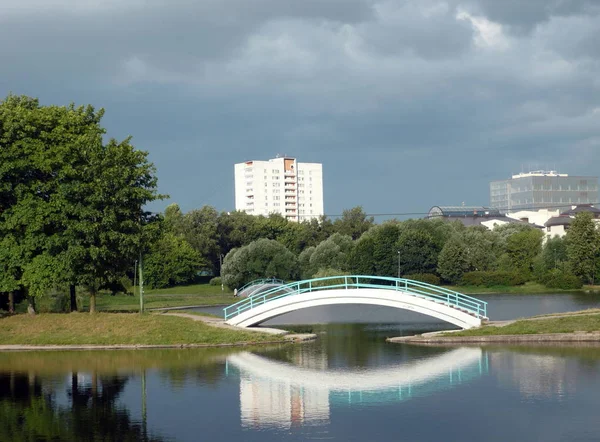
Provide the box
[223,275,487,321]
[237,278,286,293]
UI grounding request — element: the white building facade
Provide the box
[490,171,599,213]
[234,157,324,222]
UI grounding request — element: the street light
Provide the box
[397,250,401,278]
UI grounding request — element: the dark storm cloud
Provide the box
[1,0,599,213]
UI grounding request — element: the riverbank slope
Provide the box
[388,309,600,344]
[0,312,312,350]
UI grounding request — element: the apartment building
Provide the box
[234,157,324,222]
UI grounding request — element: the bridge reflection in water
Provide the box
[226,348,489,429]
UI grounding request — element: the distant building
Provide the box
[234,157,323,222]
[490,171,599,213]
[543,204,600,238]
[427,206,536,229]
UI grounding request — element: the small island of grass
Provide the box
[0,313,283,348]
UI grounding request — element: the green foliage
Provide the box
[460,271,526,287]
[403,273,441,285]
[221,239,297,288]
[333,206,374,240]
[0,94,162,312]
[209,277,222,286]
[145,233,204,289]
[541,268,583,290]
[566,212,600,284]
[368,221,402,276]
[311,268,351,287]
[437,237,470,283]
[397,229,439,275]
[504,228,544,275]
[298,246,316,279]
[307,233,352,277]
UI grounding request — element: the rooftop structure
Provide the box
[427,205,535,229]
[234,157,323,222]
[490,170,599,213]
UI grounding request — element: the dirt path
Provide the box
[160,312,317,342]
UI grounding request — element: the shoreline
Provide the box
[387,331,600,344]
[0,332,317,352]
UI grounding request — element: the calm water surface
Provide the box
[2,293,600,441]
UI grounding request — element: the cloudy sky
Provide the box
[2,0,599,217]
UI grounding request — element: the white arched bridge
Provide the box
[224,275,488,329]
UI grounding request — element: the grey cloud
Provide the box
[1,0,599,214]
[456,0,600,33]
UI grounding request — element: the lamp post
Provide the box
[220,254,224,291]
[397,250,401,278]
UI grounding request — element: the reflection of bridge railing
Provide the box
[224,275,487,321]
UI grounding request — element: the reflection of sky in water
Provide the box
[228,348,487,429]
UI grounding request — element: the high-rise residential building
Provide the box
[490,170,599,213]
[234,157,324,222]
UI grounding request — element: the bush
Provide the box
[209,277,222,286]
[542,269,583,290]
[460,271,526,287]
[404,273,441,285]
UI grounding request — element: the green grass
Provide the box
[0,313,280,346]
[449,313,600,337]
[443,281,599,295]
[12,283,236,314]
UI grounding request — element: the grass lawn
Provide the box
[443,282,599,295]
[12,283,236,314]
[449,313,600,337]
[0,313,278,346]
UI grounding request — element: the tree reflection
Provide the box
[0,371,163,441]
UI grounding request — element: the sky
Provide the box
[1,0,599,218]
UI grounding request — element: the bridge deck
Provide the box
[224,276,488,329]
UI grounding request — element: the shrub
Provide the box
[404,273,441,286]
[542,269,583,290]
[209,277,222,286]
[460,271,526,287]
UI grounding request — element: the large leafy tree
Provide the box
[566,212,600,284]
[221,239,298,289]
[504,228,544,275]
[0,94,161,313]
[144,233,204,288]
[333,206,374,240]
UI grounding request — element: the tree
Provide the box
[437,237,469,283]
[566,212,600,284]
[144,233,205,288]
[396,229,439,275]
[333,206,374,240]
[307,233,353,277]
[0,94,162,313]
[504,228,544,275]
[298,246,316,280]
[181,206,220,273]
[221,239,298,288]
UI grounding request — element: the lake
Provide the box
[1,292,600,441]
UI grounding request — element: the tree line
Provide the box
[155,203,600,291]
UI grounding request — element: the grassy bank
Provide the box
[0,313,278,346]
[444,282,600,295]
[450,312,600,337]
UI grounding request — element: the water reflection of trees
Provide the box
[0,371,163,442]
